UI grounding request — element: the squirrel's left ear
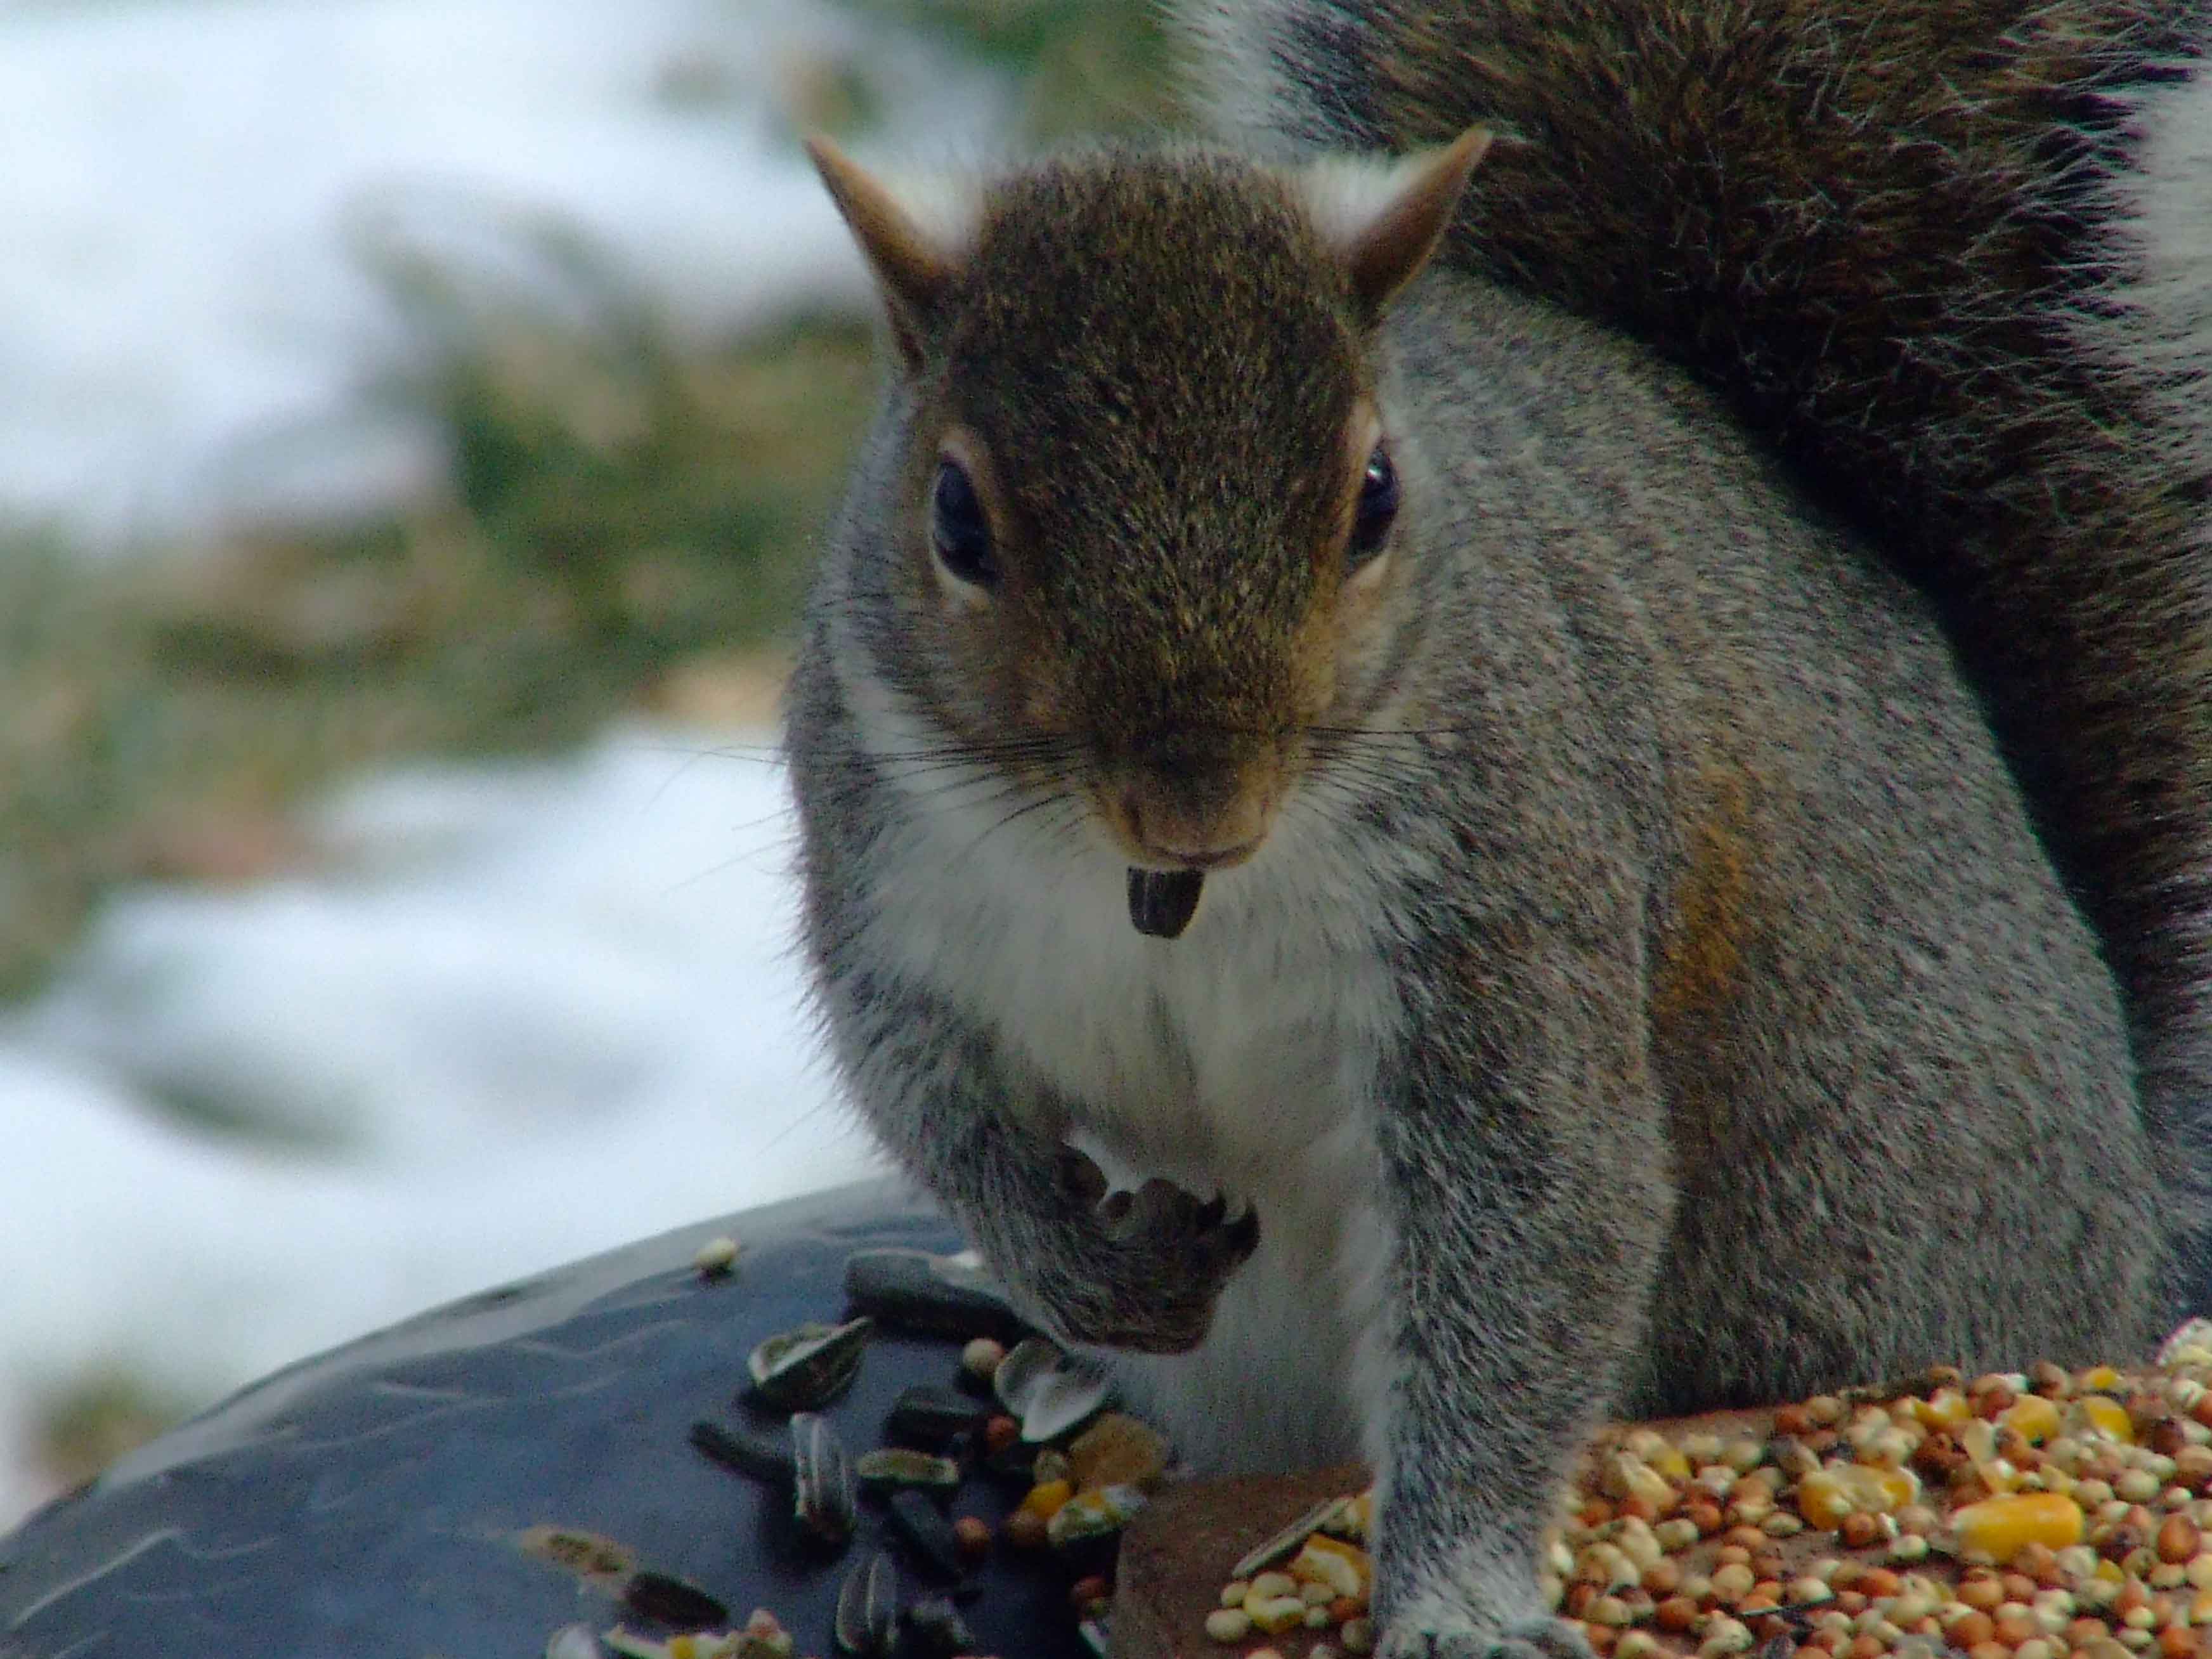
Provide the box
[807,136,965,372]
[1300,127,1491,323]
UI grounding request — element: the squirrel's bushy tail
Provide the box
[1178,0,2212,1308]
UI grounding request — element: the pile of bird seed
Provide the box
[1185,1327,2212,1659]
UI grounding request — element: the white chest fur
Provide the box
[843,691,1414,1469]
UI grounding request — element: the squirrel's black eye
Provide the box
[930,459,998,588]
[1348,443,1399,566]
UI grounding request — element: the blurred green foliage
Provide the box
[847,0,1182,139]
[0,0,1177,1004]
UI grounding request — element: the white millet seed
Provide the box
[1587,1596,1633,1629]
[2119,1471,2164,1503]
[2058,1545,2103,1583]
[1306,1606,1334,1629]
[1207,1610,1255,1644]
[1616,1518,1663,1570]
[1711,1564,1756,1599]
[1301,1581,1336,1607]
[960,1336,1007,1383]
[1251,1573,1298,1602]
[1890,1535,1931,1564]
[2015,1642,2056,1659]
[1681,1433,1725,1463]
[1762,1512,1804,1538]
[1617,1634,1663,1659]
[691,1235,741,1275]
[546,1626,605,1659]
[1722,1439,1766,1473]
[1700,1617,1754,1658]
[1223,1581,1252,1609]
[2119,1627,2156,1651]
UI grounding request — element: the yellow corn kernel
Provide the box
[1344,1488,1375,1540]
[1247,1595,1310,1635]
[1603,1452,1676,1507]
[1622,1428,1695,1482]
[1292,1537,1372,1601]
[2074,1396,2137,1445]
[2083,1366,2124,1393]
[1951,1493,2086,1564]
[1797,1464,1922,1529]
[2001,1395,2064,1443]
[1020,1478,1074,1520]
[1911,1391,1975,1429]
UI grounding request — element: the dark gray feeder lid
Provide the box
[0,1180,1095,1659]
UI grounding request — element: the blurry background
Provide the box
[0,0,1174,1528]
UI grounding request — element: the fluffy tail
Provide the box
[1177,0,2212,1310]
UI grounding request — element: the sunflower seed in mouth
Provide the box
[1126,868,1204,938]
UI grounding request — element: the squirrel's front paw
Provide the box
[1380,1616,1596,1659]
[1047,1153,1259,1353]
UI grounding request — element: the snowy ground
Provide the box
[0,0,1006,547]
[0,0,1007,1527]
[0,731,895,1525]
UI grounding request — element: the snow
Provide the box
[0,0,1006,546]
[0,730,893,1527]
[0,0,1008,1528]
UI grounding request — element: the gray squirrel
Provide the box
[784,2,2212,1653]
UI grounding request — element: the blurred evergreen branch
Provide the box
[841,0,1183,138]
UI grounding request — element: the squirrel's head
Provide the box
[811,134,1485,936]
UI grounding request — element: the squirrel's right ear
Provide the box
[1301,127,1491,324]
[807,136,964,371]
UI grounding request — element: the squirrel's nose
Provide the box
[1112,765,1277,871]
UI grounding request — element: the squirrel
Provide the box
[784,2,2212,1654]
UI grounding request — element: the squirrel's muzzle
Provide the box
[1103,733,1282,871]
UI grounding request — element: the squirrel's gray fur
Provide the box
[784,6,2212,1656]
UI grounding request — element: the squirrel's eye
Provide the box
[1348,443,1399,566]
[930,459,999,588]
